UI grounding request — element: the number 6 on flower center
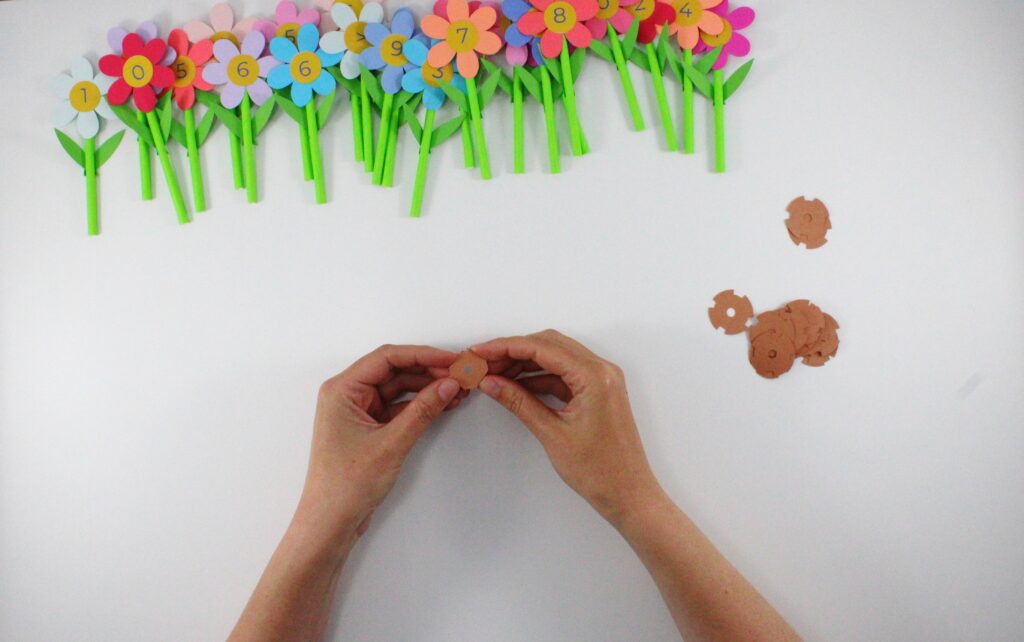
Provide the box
[446,20,480,53]
[290,51,323,84]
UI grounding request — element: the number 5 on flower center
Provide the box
[446,20,480,53]
[544,2,578,34]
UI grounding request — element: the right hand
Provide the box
[472,330,666,528]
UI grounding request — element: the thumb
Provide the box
[388,377,461,452]
[478,375,560,443]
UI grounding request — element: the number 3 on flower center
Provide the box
[290,51,323,83]
[380,34,408,66]
[446,20,479,53]
[544,1,578,34]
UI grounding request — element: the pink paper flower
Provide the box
[516,0,599,59]
[693,1,754,69]
[167,29,214,110]
[585,0,638,40]
[184,3,258,48]
[666,0,724,50]
[254,1,321,45]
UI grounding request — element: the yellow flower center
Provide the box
[172,56,197,88]
[276,22,301,41]
[544,1,577,34]
[700,17,732,47]
[595,0,620,21]
[334,0,365,17]
[69,80,101,112]
[421,62,453,88]
[123,55,154,88]
[211,31,241,47]
[290,51,323,83]
[345,22,371,53]
[673,0,702,27]
[446,19,480,53]
[380,34,408,66]
[227,54,260,86]
[625,0,654,22]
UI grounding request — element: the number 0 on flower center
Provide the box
[123,55,154,88]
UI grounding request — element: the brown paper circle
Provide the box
[749,333,796,379]
[708,289,754,335]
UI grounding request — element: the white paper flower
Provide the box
[318,1,385,79]
[51,58,115,140]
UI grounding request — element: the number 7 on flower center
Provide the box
[446,20,480,53]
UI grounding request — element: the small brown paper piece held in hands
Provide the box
[708,289,754,335]
[786,197,831,249]
[449,350,488,390]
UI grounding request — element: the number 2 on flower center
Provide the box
[445,20,479,53]
[544,1,578,34]
[625,0,654,22]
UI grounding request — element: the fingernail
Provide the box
[438,379,460,401]
[478,376,499,397]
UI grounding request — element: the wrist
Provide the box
[602,477,674,535]
[290,494,362,559]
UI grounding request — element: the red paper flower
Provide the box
[167,29,214,110]
[100,33,175,112]
[622,0,674,44]
[516,0,599,59]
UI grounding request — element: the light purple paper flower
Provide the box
[202,31,281,108]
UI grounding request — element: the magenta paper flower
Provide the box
[202,31,281,108]
[184,2,258,47]
[694,1,754,69]
[585,0,638,40]
[254,1,321,44]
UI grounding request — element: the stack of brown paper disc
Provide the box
[785,197,831,249]
[709,290,840,379]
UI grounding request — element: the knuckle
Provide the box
[538,328,561,340]
[413,399,437,426]
[505,390,526,418]
[597,361,624,388]
[374,343,396,354]
[318,378,341,400]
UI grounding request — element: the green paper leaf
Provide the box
[158,92,173,141]
[516,66,541,102]
[660,31,683,83]
[95,129,126,168]
[629,48,649,72]
[695,46,721,75]
[317,90,336,129]
[570,46,586,81]
[481,59,512,97]
[195,90,244,137]
[196,108,217,146]
[253,97,276,137]
[723,59,753,101]
[589,39,613,63]
[681,56,711,97]
[480,67,503,109]
[543,56,561,83]
[432,114,466,146]
[655,28,669,71]
[169,119,187,147]
[273,91,305,123]
[359,66,383,107]
[403,104,423,141]
[395,90,414,110]
[621,17,639,58]
[439,79,468,113]
[54,129,85,168]
[110,103,155,146]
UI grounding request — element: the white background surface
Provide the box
[2,0,1023,639]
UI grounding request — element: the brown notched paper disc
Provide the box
[747,310,796,345]
[802,313,840,367]
[708,289,754,335]
[786,197,831,249]
[784,299,825,356]
[749,333,796,379]
[449,351,488,390]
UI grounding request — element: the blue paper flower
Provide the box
[267,23,342,107]
[359,7,420,95]
[401,38,466,111]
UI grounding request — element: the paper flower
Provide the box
[515,0,599,59]
[203,31,281,108]
[359,8,420,93]
[401,38,466,110]
[52,58,115,139]
[585,0,638,39]
[318,1,385,79]
[421,0,501,77]
[184,2,258,47]
[268,23,341,106]
[666,0,724,50]
[107,22,176,65]
[100,34,175,112]
[694,1,753,69]
[502,0,543,65]
[255,1,321,44]
[624,0,675,44]
[167,30,214,110]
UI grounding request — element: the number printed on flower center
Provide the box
[69,81,101,112]
[123,55,154,88]
[228,55,260,86]
[700,17,732,47]
[625,0,654,22]
[172,56,197,88]
[345,21,371,53]
[595,0,620,21]
[544,1,578,34]
[276,22,301,41]
[446,20,479,53]
[673,0,702,27]
[421,62,452,88]
[211,31,241,47]
[290,51,323,83]
[380,34,408,66]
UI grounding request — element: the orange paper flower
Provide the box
[167,29,214,110]
[422,0,502,78]
[667,0,724,50]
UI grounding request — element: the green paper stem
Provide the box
[645,43,677,152]
[351,92,363,163]
[382,101,401,187]
[460,118,475,168]
[229,129,244,189]
[682,48,694,154]
[240,94,258,203]
[360,75,373,173]
[513,69,524,174]
[713,69,725,172]
[558,47,584,157]
[539,66,560,174]
[183,107,206,212]
[608,25,644,131]
[298,119,313,181]
[136,110,153,200]
[410,108,435,218]
[144,111,189,224]
[304,101,326,204]
[465,76,491,180]
[373,92,394,185]
[85,137,98,236]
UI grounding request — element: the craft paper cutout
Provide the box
[108,22,177,65]
[785,196,830,249]
[255,1,321,44]
[694,1,752,69]
[449,351,488,389]
[667,0,723,50]
[185,3,259,46]
[707,289,752,335]
[320,2,385,79]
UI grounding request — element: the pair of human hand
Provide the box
[295,330,666,548]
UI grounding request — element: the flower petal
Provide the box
[51,73,75,98]
[697,11,723,35]
[404,38,429,65]
[365,23,390,46]
[427,42,455,68]
[360,2,385,23]
[248,79,273,105]
[174,86,193,110]
[574,0,599,20]
[726,31,748,56]
[221,81,245,108]
[277,1,298,23]
[505,43,527,65]
[701,0,723,7]
[297,23,320,52]
[270,36,299,63]
[320,31,347,54]
[184,20,216,42]
[729,6,754,30]
[503,0,532,20]
[610,9,632,33]
[677,24,699,49]
[75,109,99,138]
[470,5,497,30]
[586,19,607,39]
[402,68,426,93]
[392,8,416,38]
[297,9,321,25]
[340,51,362,79]
[566,23,592,48]
[267,64,294,88]
[421,15,450,39]
[539,30,563,58]
[94,74,115,93]
[317,49,343,66]
[107,79,132,105]
[476,30,501,54]
[143,38,166,64]
[381,65,404,93]
[258,55,282,77]
[211,2,235,32]
[361,46,386,69]
[168,29,188,57]
[98,54,125,78]
[152,65,175,88]
[122,33,145,57]
[70,57,93,82]
[291,81,313,106]
[448,0,469,21]
[96,98,115,120]
[234,17,258,39]
[518,11,546,36]
[505,23,530,46]
[330,2,358,29]
[312,70,337,95]
[194,74,214,91]
[456,50,479,78]
[52,101,76,127]
[423,86,445,110]
[133,84,156,111]
[190,40,214,65]
[203,62,229,85]
[107,27,128,54]
[241,31,266,58]
[136,21,158,42]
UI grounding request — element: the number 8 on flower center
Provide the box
[290,51,323,83]
[446,20,479,53]
[544,1,578,34]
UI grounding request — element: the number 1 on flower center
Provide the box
[69,81,101,112]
